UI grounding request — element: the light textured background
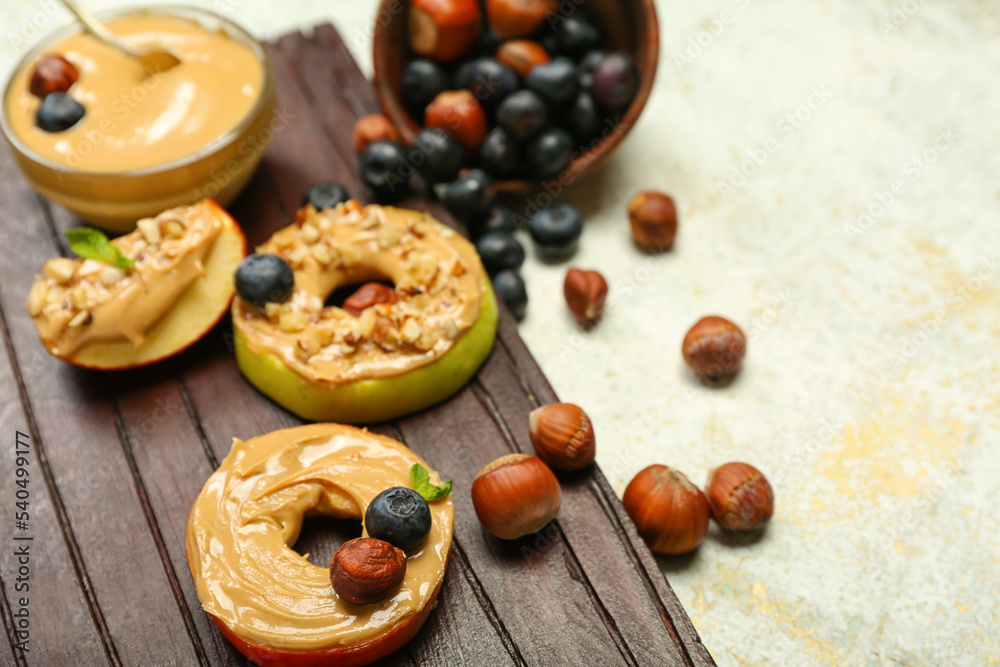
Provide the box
[3,0,999,664]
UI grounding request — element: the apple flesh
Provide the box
[67,200,246,369]
[234,278,498,423]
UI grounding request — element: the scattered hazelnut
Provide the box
[496,40,551,79]
[330,537,407,605]
[623,465,710,556]
[425,90,488,154]
[354,114,400,154]
[705,462,774,531]
[343,283,398,317]
[563,268,607,326]
[471,453,561,539]
[487,0,551,38]
[681,316,745,380]
[409,0,482,62]
[29,54,78,98]
[529,403,595,471]
[628,191,677,251]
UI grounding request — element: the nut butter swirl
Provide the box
[233,202,487,383]
[26,200,223,358]
[185,423,454,651]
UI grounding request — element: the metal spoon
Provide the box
[58,0,181,74]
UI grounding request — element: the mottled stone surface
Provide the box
[3,1,998,664]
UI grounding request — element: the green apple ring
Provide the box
[234,280,496,423]
[232,203,498,423]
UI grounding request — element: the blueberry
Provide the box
[468,58,519,112]
[473,206,517,238]
[566,91,602,143]
[359,141,410,201]
[577,50,606,89]
[496,90,549,144]
[527,57,578,107]
[539,32,560,58]
[590,53,639,111]
[479,127,520,179]
[475,30,504,58]
[452,59,478,90]
[401,59,448,117]
[412,128,463,184]
[301,182,350,210]
[492,270,528,320]
[476,232,525,274]
[442,171,495,224]
[554,17,601,60]
[365,487,431,552]
[528,204,583,258]
[524,128,574,179]
[235,254,294,308]
[35,92,84,132]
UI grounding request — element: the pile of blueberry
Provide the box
[354,1,634,321]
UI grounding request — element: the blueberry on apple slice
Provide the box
[302,182,350,210]
[235,254,294,308]
[36,92,84,132]
[365,487,432,552]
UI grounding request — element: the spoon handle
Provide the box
[58,0,137,57]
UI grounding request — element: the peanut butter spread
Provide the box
[26,200,224,358]
[6,15,262,171]
[232,202,486,384]
[185,424,454,651]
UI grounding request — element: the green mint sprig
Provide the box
[411,463,452,501]
[64,228,134,270]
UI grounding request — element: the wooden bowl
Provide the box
[372,0,659,195]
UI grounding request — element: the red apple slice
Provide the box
[34,200,246,369]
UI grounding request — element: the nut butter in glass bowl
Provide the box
[1,6,276,233]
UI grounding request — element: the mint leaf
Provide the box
[410,463,452,501]
[64,228,134,270]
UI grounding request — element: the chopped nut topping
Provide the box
[401,318,422,343]
[137,218,161,245]
[358,308,377,339]
[164,220,185,239]
[42,258,76,284]
[99,265,125,286]
[68,310,91,329]
[441,319,459,339]
[340,245,360,267]
[377,224,403,249]
[300,224,320,244]
[289,246,310,266]
[26,281,48,316]
[311,243,335,266]
[278,310,307,333]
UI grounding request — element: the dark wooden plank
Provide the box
[0,314,108,666]
[0,155,203,666]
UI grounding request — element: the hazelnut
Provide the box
[486,0,551,38]
[471,453,561,539]
[705,462,774,531]
[409,0,482,62]
[29,54,78,98]
[529,403,595,471]
[496,40,550,79]
[424,90,488,154]
[354,114,400,154]
[563,268,607,326]
[330,537,407,605]
[343,283,398,317]
[623,465,710,556]
[628,191,677,251]
[681,316,745,380]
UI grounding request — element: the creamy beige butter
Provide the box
[185,423,454,651]
[233,203,486,384]
[6,15,262,172]
[26,200,223,358]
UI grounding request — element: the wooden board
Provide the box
[0,25,715,667]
